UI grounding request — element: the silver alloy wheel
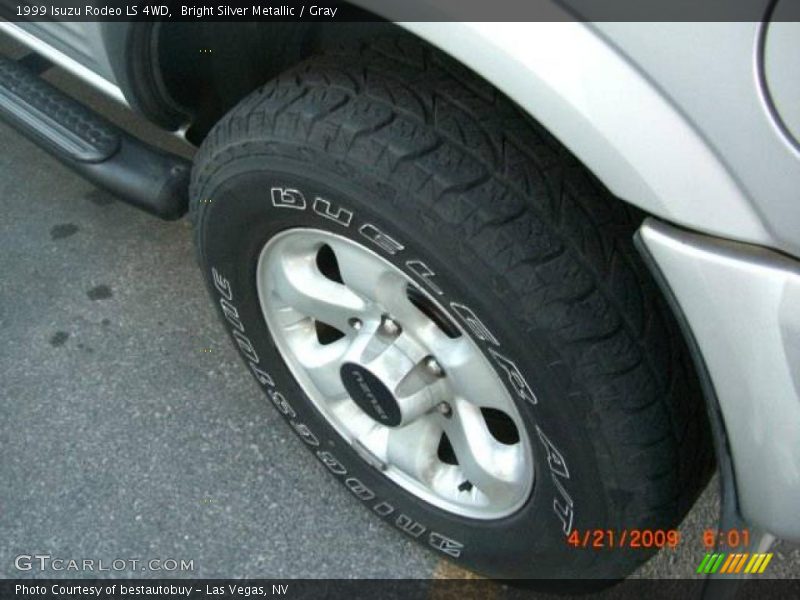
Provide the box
[256,229,534,519]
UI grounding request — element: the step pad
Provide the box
[0,56,119,162]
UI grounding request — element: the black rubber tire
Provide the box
[190,37,714,581]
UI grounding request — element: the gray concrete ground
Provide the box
[0,40,797,586]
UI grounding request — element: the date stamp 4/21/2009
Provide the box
[566,528,753,552]
[566,529,681,550]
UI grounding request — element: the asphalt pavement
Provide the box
[0,42,797,588]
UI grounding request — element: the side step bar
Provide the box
[0,56,189,220]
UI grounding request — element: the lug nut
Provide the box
[380,315,401,336]
[437,402,452,418]
[424,356,444,377]
[348,317,363,331]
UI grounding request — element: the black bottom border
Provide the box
[4,578,800,600]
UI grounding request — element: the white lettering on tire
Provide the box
[313,196,353,227]
[429,532,464,558]
[396,514,426,538]
[488,348,538,406]
[345,477,376,501]
[317,450,347,475]
[536,426,574,535]
[359,224,404,255]
[271,187,306,209]
[450,302,500,346]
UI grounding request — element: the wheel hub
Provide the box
[340,362,401,426]
[338,321,447,428]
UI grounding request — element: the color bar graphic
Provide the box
[696,553,711,574]
[757,553,773,573]
[720,553,737,573]
[699,552,774,574]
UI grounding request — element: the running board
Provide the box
[0,56,189,220]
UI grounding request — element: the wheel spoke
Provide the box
[325,238,395,301]
[284,332,349,398]
[439,339,512,412]
[442,400,525,499]
[266,247,367,332]
[386,417,443,483]
[374,276,424,327]
[330,398,382,442]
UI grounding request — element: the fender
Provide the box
[395,20,772,248]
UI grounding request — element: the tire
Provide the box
[190,36,713,581]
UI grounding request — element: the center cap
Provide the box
[340,362,402,427]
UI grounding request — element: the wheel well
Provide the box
[152,17,764,254]
[156,18,405,144]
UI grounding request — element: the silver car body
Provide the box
[2,14,798,543]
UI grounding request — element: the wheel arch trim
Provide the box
[638,217,800,543]
[395,21,772,247]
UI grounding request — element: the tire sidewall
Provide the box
[194,151,613,578]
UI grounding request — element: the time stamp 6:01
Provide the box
[566,529,751,550]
